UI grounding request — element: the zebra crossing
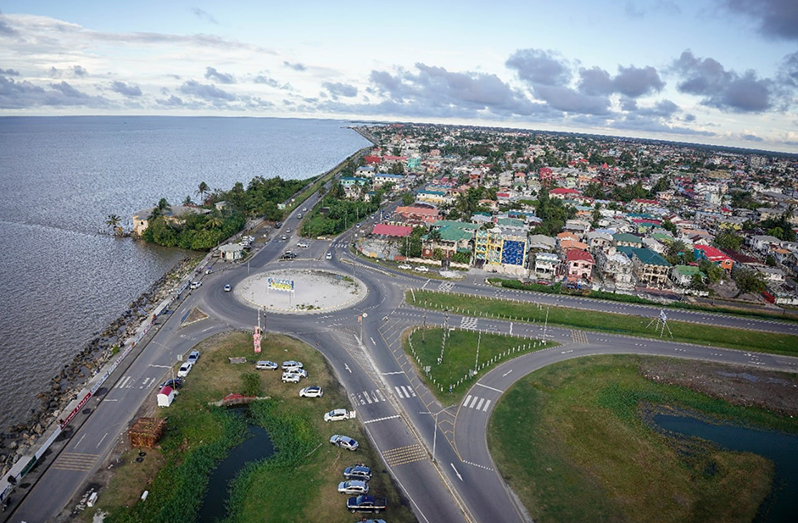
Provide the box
[462,394,492,413]
[350,389,387,406]
[437,281,455,292]
[115,376,157,389]
[394,385,417,399]
[460,316,479,330]
[571,330,589,344]
[52,452,98,473]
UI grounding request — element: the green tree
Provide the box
[401,192,414,205]
[662,219,677,234]
[699,260,725,284]
[689,272,706,291]
[182,195,194,206]
[714,231,743,251]
[734,268,766,295]
[197,181,209,203]
[105,214,122,236]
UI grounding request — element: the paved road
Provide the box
[10,192,798,523]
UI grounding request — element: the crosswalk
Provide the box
[383,444,429,466]
[571,330,589,344]
[115,376,157,389]
[52,452,98,472]
[394,385,417,399]
[437,281,455,292]
[460,316,479,330]
[462,394,492,413]
[350,389,387,406]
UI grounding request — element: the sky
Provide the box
[1,0,797,152]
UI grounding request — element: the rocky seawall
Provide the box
[0,255,199,475]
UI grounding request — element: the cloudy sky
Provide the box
[1,0,797,152]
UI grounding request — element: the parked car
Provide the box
[177,362,193,377]
[187,350,200,364]
[397,264,412,270]
[275,222,282,229]
[299,386,323,398]
[190,281,202,289]
[337,480,369,495]
[159,378,183,389]
[281,372,301,383]
[280,251,297,260]
[224,284,232,292]
[326,252,333,260]
[284,368,307,379]
[347,495,386,513]
[343,464,372,480]
[324,408,352,422]
[330,435,359,451]
[302,207,308,212]
[414,266,429,272]
[255,360,278,371]
[281,361,304,371]
[297,241,309,248]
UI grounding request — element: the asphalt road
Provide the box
[10,195,798,523]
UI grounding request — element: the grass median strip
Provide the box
[91,332,415,523]
[403,327,557,403]
[488,355,798,523]
[406,290,798,356]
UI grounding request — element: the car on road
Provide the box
[302,207,308,212]
[330,434,359,451]
[397,264,412,270]
[343,464,372,480]
[356,223,361,228]
[324,408,352,422]
[187,350,201,364]
[275,222,282,229]
[280,235,289,241]
[326,251,332,260]
[281,372,301,383]
[159,378,183,389]
[337,480,369,495]
[177,362,193,377]
[280,251,297,260]
[281,360,304,371]
[285,227,292,233]
[414,266,429,272]
[297,241,309,248]
[296,213,302,219]
[224,284,232,292]
[299,386,323,398]
[204,268,213,275]
[347,495,386,513]
[255,360,278,371]
[190,281,202,289]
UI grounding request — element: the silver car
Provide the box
[337,480,369,495]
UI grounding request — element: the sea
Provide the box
[0,116,371,430]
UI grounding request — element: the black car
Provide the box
[275,221,282,229]
[280,251,297,260]
[159,378,183,389]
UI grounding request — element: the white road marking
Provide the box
[363,392,372,404]
[475,382,502,393]
[475,398,485,410]
[75,434,86,449]
[502,369,513,377]
[382,371,403,375]
[395,386,406,398]
[149,364,171,369]
[363,414,401,425]
[376,389,386,402]
[482,399,492,412]
[344,363,352,373]
[370,337,376,345]
[451,463,463,481]
[464,394,473,408]
[96,432,108,448]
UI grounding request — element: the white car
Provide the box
[337,480,369,495]
[224,284,232,292]
[397,264,412,270]
[281,372,301,383]
[326,252,333,260]
[330,434,359,451]
[190,281,202,289]
[281,361,304,371]
[414,266,429,272]
[285,368,307,379]
[187,350,200,364]
[255,360,278,371]
[299,386,323,398]
[302,207,308,212]
[297,241,309,248]
[324,408,351,422]
[177,362,193,377]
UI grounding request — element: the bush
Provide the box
[241,373,262,397]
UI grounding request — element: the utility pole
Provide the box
[438,309,449,365]
[543,305,549,338]
[474,331,481,374]
[422,310,427,342]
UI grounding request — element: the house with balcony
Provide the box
[617,246,672,288]
[474,227,528,276]
[597,248,635,290]
[533,252,560,280]
[565,249,595,282]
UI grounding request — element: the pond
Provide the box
[654,414,798,523]
[198,415,275,523]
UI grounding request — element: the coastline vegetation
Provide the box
[90,332,415,523]
[406,290,798,356]
[300,181,386,237]
[488,355,798,522]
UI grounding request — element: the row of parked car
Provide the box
[396,264,429,273]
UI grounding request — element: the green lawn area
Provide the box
[489,355,798,523]
[403,327,556,403]
[92,332,415,523]
[407,290,798,356]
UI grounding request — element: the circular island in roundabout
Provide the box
[234,268,367,314]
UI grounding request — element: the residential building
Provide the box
[671,265,702,287]
[533,252,560,280]
[132,205,209,236]
[565,249,595,282]
[617,246,672,287]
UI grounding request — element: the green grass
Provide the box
[403,327,556,403]
[488,355,798,523]
[96,332,415,523]
[491,277,798,323]
[407,290,798,356]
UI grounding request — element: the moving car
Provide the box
[281,361,304,371]
[224,284,232,292]
[397,264,412,270]
[280,235,289,241]
[281,372,301,383]
[275,222,282,229]
[299,386,323,398]
[414,266,429,272]
[343,465,372,480]
[330,435,359,451]
[177,362,193,377]
[337,480,369,495]
[187,350,200,364]
[255,360,278,371]
[347,495,386,513]
[302,207,308,212]
[324,408,352,422]
[325,252,333,260]
[190,281,202,289]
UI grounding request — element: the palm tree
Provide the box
[105,214,123,236]
[183,195,194,206]
[197,181,209,203]
[205,212,224,230]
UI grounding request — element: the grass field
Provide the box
[488,355,798,523]
[92,332,414,523]
[407,290,798,356]
[403,327,556,403]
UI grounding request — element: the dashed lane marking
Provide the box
[363,414,401,425]
[462,459,495,472]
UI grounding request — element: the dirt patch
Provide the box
[182,307,209,326]
[640,357,798,417]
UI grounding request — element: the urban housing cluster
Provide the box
[350,124,798,306]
